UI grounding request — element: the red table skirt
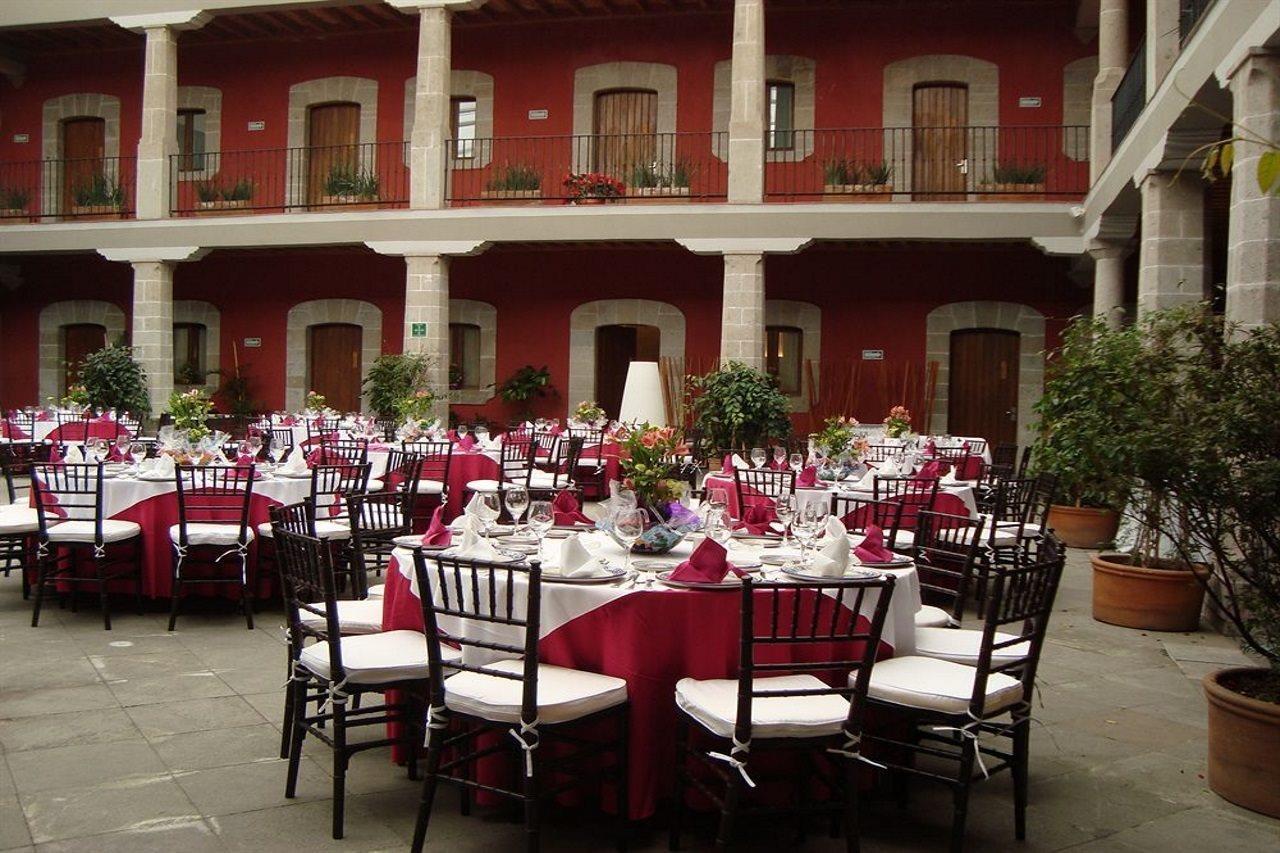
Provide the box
[380,562,887,819]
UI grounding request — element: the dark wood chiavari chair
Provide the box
[670,574,897,850]
[910,510,987,628]
[732,468,796,517]
[566,425,608,500]
[168,464,256,630]
[305,416,340,447]
[403,440,453,518]
[830,493,907,547]
[992,442,1018,469]
[863,443,900,464]
[0,445,38,598]
[529,435,584,497]
[874,475,940,534]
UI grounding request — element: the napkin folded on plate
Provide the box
[854,524,897,564]
[279,446,309,476]
[914,460,943,481]
[140,454,176,480]
[106,444,127,463]
[719,453,749,475]
[668,537,744,583]
[541,533,604,577]
[552,490,592,525]
[796,465,818,487]
[457,435,476,452]
[483,435,503,451]
[235,452,256,468]
[851,468,877,490]
[807,516,852,577]
[924,439,938,456]
[941,465,961,485]
[878,459,901,477]
[733,504,776,535]
[451,515,502,560]
[421,505,452,547]
[62,444,84,464]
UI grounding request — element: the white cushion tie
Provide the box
[509,717,540,778]
[707,735,756,788]
[930,708,1030,780]
[826,728,887,770]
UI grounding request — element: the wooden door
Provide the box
[947,329,1019,446]
[595,324,660,419]
[307,102,360,206]
[62,323,106,394]
[308,323,363,412]
[593,90,658,179]
[912,83,968,199]
[61,117,105,214]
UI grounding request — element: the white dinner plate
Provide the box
[437,546,525,563]
[780,565,886,583]
[392,535,451,550]
[542,565,631,584]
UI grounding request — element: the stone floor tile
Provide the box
[209,799,405,852]
[173,758,330,816]
[0,708,141,754]
[5,741,169,796]
[88,649,215,682]
[125,695,267,739]
[150,724,283,773]
[0,657,100,692]
[32,818,224,853]
[19,776,199,845]
[104,671,237,708]
[0,797,33,850]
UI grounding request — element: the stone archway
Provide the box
[38,300,127,402]
[285,299,382,412]
[925,301,1045,448]
[449,299,497,405]
[567,299,685,418]
[571,62,678,173]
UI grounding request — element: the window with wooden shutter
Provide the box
[177,109,206,171]
[767,81,795,151]
[451,97,477,160]
[449,323,481,389]
[765,326,803,394]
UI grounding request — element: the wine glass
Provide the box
[128,441,145,475]
[527,500,554,560]
[475,425,490,445]
[614,507,645,577]
[505,484,529,535]
[475,491,501,542]
[793,504,821,568]
[457,423,470,443]
[92,438,110,464]
[705,487,729,518]
[750,447,767,469]
[248,434,263,459]
[774,494,796,549]
[270,437,287,467]
[773,446,787,469]
[706,508,732,548]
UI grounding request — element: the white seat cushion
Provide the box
[299,599,386,635]
[958,524,1019,549]
[528,470,570,489]
[257,519,351,540]
[913,627,1030,667]
[366,584,386,599]
[0,506,39,535]
[445,658,627,724]
[168,522,254,546]
[299,629,454,685]
[465,479,503,493]
[47,519,141,544]
[913,604,954,628]
[366,478,384,492]
[676,674,850,739]
[865,656,1025,716]
[415,479,447,495]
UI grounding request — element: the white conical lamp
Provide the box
[618,361,667,426]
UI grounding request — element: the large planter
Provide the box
[317,194,379,209]
[67,204,123,221]
[1047,504,1119,548]
[1204,667,1280,818]
[0,207,29,223]
[822,183,893,202]
[1091,552,1205,631]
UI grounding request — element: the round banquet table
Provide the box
[3,417,130,444]
[702,473,979,521]
[379,533,920,819]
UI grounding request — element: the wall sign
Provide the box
[861,349,885,361]
[1018,96,1042,108]
[527,109,548,120]
[243,337,262,348]
[12,133,28,143]
[410,323,428,338]
[247,120,265,131]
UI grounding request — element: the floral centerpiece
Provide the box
[563,171,624,203]
[572,400,606,426]
[60,384,90,411]
[883,405,912,438]
[815,415,867,458]
[168,387,214,442]
[304,390,327,413]
[396,388,439,438]
[600,423,699,553]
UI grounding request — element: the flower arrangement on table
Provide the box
[60,385,90,411]
[815,415,867,459]
[168,387,214,443]
[304,390,328,413]
[563,171,624,202]
[599,423,700,552]
[883,405,913,439]
[572,400,606,426]
[396,388,440,439]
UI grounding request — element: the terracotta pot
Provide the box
[1090,552,1205,631]
[1204,667,1280,818]
[1047,504,1119,548]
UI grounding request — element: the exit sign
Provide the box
[410,323,427,338]
[862,349,885,361]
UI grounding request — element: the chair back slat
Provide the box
[309,463,370,524]
[733,468,795,513]
[272,520,343,650]
[174,464,255,545]
[320,438,369,466]
[912,509,985,620]
[873,476,939,530]
[30,462,104,530]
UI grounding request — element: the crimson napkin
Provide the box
[854,524,897,564]
[457,435,476,451]
[796,465,818,487]
[720,454,734,476]
[733,504,777,535]
[924,439,937,456]
[668,537,744,582]
[552,489,593,525]
[106,444,127,463]
[914,460,943,480]
[235,453,256,468]
[421,505,452,546]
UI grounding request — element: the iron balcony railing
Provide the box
[168,141,409,215]
[1180,0,1217,43]
[0,156,137,221]
[1112,39,1147,152]
[764,125,1090,200]
[445,132,728,205]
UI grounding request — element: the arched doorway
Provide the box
[307,101,360,207]
[61,117,106,214]
[593,88,657,178]
[947,328,1019,446]
[912,82,968,199]
[307,323,363,412]
[61,323,106,395]
[595,324,660,419]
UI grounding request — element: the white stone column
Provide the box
[727,0,765,203]
[721,252,765,367]
[1089,243,1129,329]
[1225,51,1280,330]
[1090,0,1129,180]
[131,261,175,414]
[1146,0,1180,100]
[404,254,451,419]
[1137,171,1206,316]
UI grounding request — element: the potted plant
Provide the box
[883,404,912,438]
[480,162,542,204]
[627,160,691,203]
[69,173,124,219]
[0,186,31,222]
[686,361,791,456]
[497,364,555,420]
[319,165,380,207]
[563,171,624,205]
[981,163,1046,200]
[77,344,151,417]
[195,179,253,215]
[822,159,893,201]
[362,353,434,420]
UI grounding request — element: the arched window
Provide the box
[173,322,208,385]
[450,323,482,390]
[765,325,803,394]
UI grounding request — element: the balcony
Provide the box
[169,141,408,216]
[445,132,728,205]
[1111,39,1147,152]
[0,156,136,222]
[765,126,1090,201]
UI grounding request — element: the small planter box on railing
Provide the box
[479,189,542,206]
[822,183,893,203]
[978,182,1046,201]
[317,193,381,209]
[627,186,690,204]
[195,199,251,216]
[0,207,30,223]
[68,204,124,221]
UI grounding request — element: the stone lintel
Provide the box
[98,246,208,264]
[365,240,489,257]
[110,10,212,32]
[677,237,811,256]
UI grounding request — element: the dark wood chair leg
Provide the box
[280,642,298,759]
[284,678,308,797]
[331,699,349,840]
[714,754,741,849]
[615,709,630,852]
[949,737,976,853]
[842,757,861,853]
[410,722,446,853]
[167,551,182,632]
[522,729,541,853]
[1012,716,1030,840]
[95,553,111,631]
[30,550,48,627]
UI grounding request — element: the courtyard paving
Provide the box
[1,546,1277,852]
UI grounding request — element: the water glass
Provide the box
[750,447,767,469]
[128,441,145,474]
[774,494,796,548]
[505,485,529,533]
[527,500,554,557]
[270,438,286,465]
[614,507,645,575]
[475,492,501,540]
[773,446,787,468]
[706,487,729,516]
[789,452,804,473]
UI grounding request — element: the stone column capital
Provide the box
[99,247,208,264]
[385,0,486,12]
[677,238,811,256]
[365,240,489,257]
[110,11,211,33]
[1087,242,1131,261]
